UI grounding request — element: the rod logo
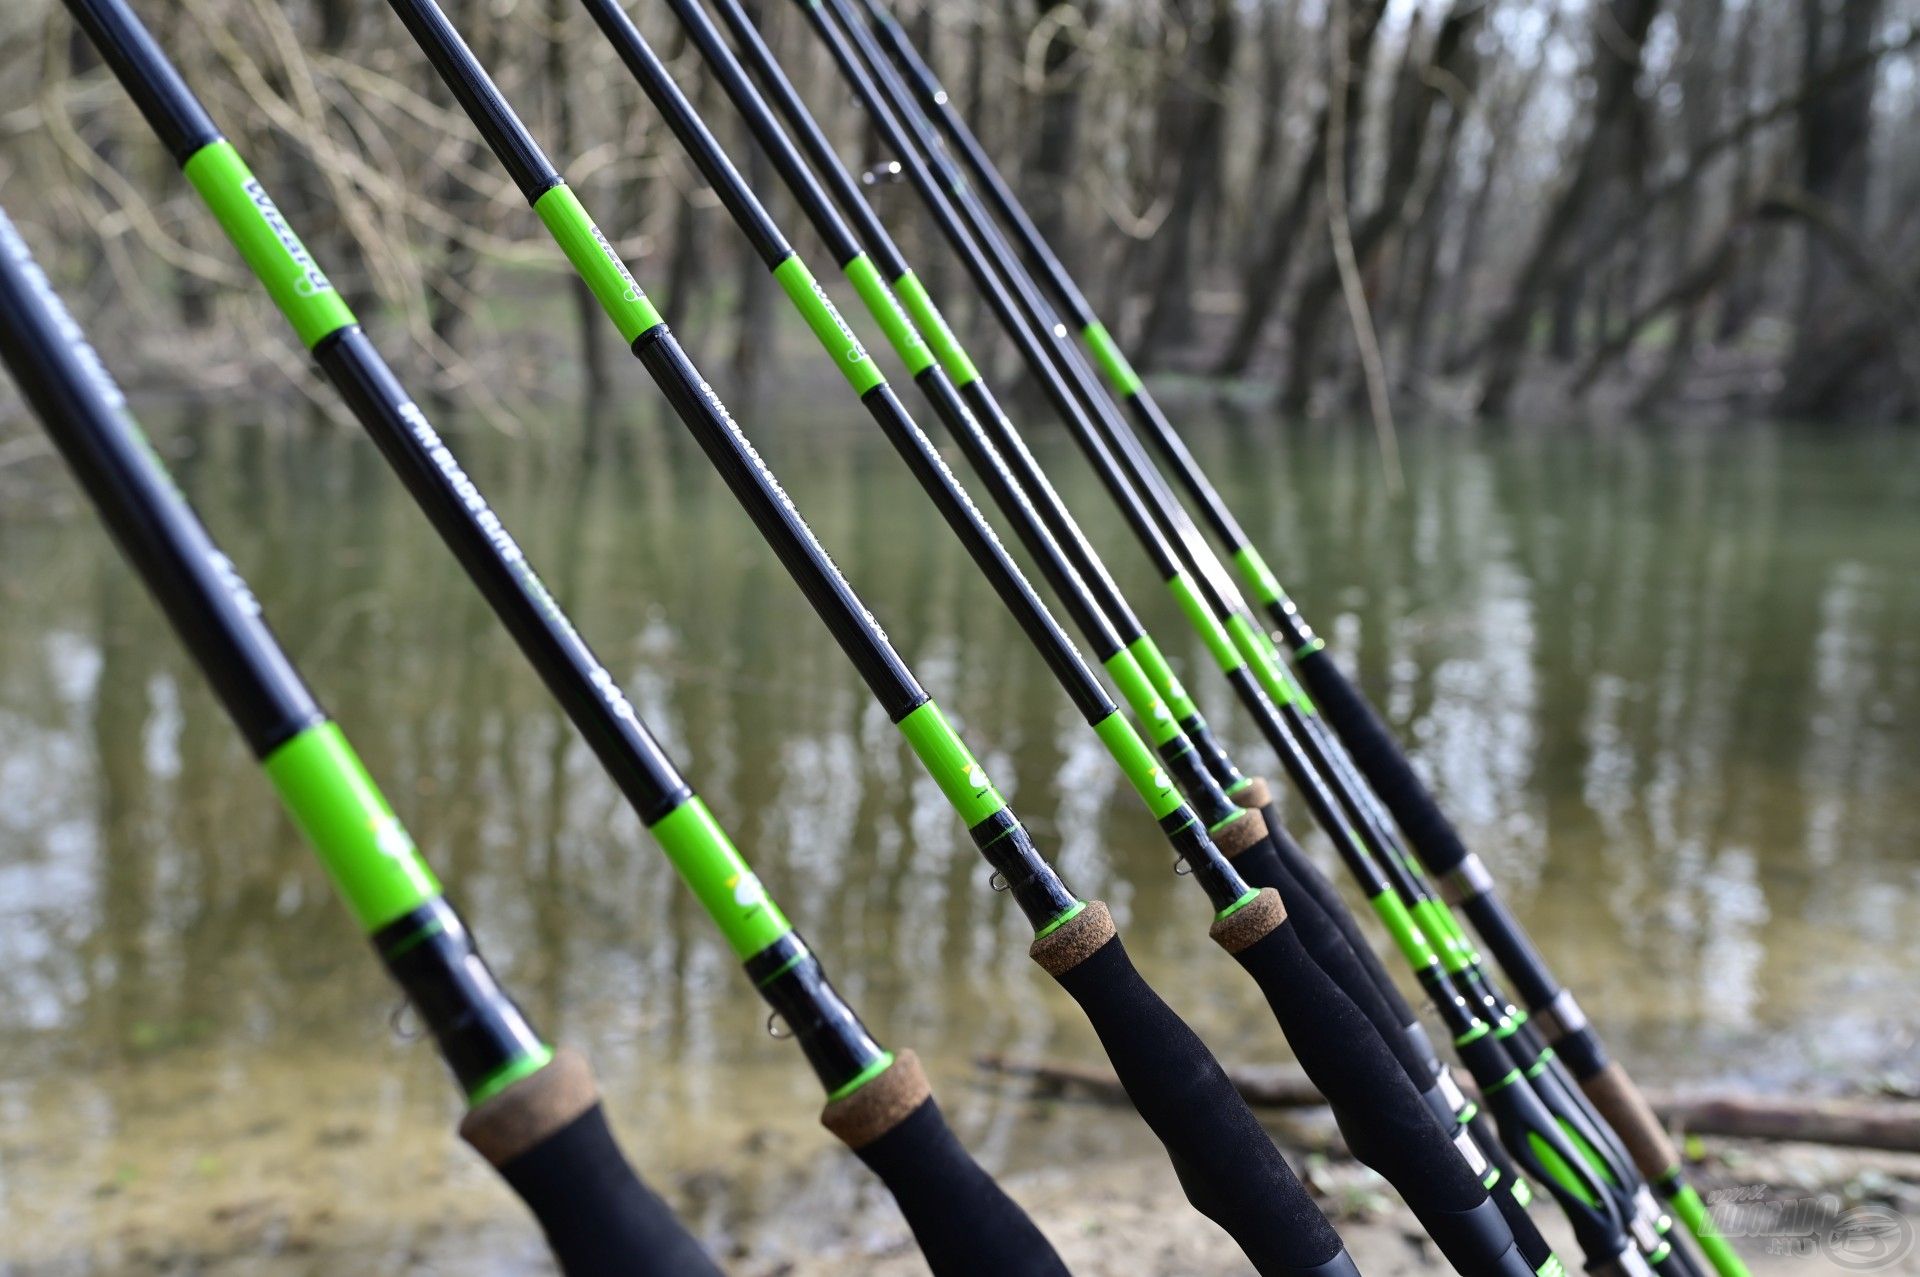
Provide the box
[589,224,645,304]
[0,212,127,412]
[397,401,646,730]
[808,278,869,367]
[692,376,890,644]
[241,179,334,298]
[207,550,264,620]
[727,871,768,911]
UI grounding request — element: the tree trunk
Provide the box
[1475,0,1663,417]
[1277,1,1474,412]
[1134,0,1238,368]
[1026,0,1098,265]
[1775,0,1886,417]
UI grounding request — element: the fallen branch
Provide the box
[977,1056,1920,1155]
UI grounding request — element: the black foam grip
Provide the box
[1265,814,1425,1037]
[1294,648,1474,874]
[853,1097,1070,1277]
[1236,830,1432,1083]
[1427,1198,1538,1277]
[495,1104,723,1277]
[1051,934,1348,1275]
[1231,924,1520,1275]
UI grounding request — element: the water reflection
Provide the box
[0,398,1915,1269]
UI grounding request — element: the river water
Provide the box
[1,394,1915,1272]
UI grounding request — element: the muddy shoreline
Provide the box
[8,1084,1915,1276]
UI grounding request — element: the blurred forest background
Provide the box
[0,0,1917,433]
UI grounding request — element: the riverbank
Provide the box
[6,1077,1914,1275]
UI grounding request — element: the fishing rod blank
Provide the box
[672,0,1547,1226]
[683,0,1484,1175]
[0,206,721,1277]
[631,3,1563,1273]
[578,0,1269,935]
[772,3,1685,1272]
[367,1,1364,1271]
[850,7,1740,1274]
[59,3,1064,1270]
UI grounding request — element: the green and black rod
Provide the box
[60,4,1066,1271]
[763,4,1675,1273]
[371,2,1363,1272]
[0,206,720,1277]
[768,0,1484,1061]
[686,0,1562,1260]
[575,4,1536,1271]
[642,2,1578,1271]
[681,0,1471,1129]
[844,5,1721,1273]
[818,7,1710,1275]
[683,0,1505,1182]
[577,0,1265,915]
[859,9,1744,1273]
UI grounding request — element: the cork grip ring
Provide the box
[0,182,716,1277]
[1582,1060,1683,1182]
[825,1052,1070,1276]
[461,1049,724,1276]
[1032,903,1357,1275]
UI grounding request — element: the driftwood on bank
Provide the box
[976,1055,1920,1156]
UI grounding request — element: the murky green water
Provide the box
[2,394,1916,1272]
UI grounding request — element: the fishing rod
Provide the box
[637,2,1578,1272]
[0,205,720,1277]
[842,6,1743,1275]
[746,3,1689,1273]
[665,0,1484,1161]
[703,0,1464,1111]
[653,9,1552,1241]
[359,2,1374,1272]
[585,0,1273,938]
[571,3,1540,1271]
[794,6,1704,1274]
[60,4,1067,1271]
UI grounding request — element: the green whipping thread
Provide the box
[1668,1180,1749,1277]
[1166,573,1241,673]
[531,185,663,344]
[1081,322,1142,396]
[1225,612,1300,710]
[1231,545,1286,608]
[896,701,1008,828]
[649,798,794,958]
[1091,711,1184,820]
[892,270,979,387]
[827,1051,898,1101]
[1412,897,1476,974]
[1369,889,1440,969]
[1100,649,1182,746]
[842,254,934,377]
[1215,888,1261,920]
[465,1050,556,1107]
[263,723,441,932]
[772,255,885,396]
[182,141,356,350]
[1126,635,1201,723]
